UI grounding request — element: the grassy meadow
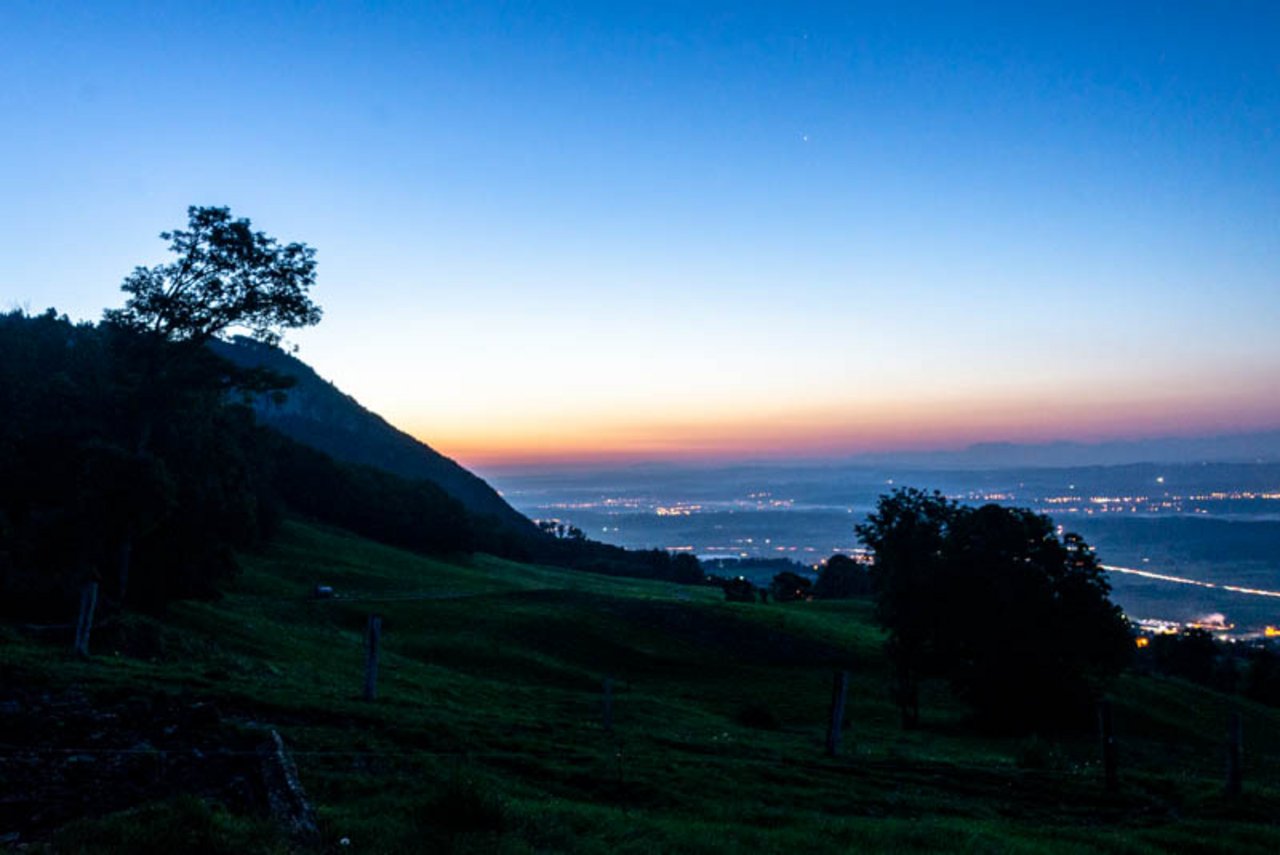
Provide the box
[4,520,1280,853]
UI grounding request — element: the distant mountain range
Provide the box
[845,431,1280,470]
[212,338,535,535]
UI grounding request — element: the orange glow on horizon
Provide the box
[395,389,1280,469]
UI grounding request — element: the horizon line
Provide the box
[454,424,1280,473]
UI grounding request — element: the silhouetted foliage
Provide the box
[538,520,586,541]
[1136,627,1242,694]
[1142,628,1220,684]
[857,488,1132,730]
[0,309,474,615]
[769,571,813,603]
[126,401,281,608]
[265,433,473,556]
[1129,630,1280,708]
[1244,647,1280,706]
[519,536,706,586]
[0,311,278,613]
[855,488,956,728]
[812,554,872,599]
[670,553,703,585]
[212,336,535,536]
[74,207,321,604]
[719,577,759,603]
[103,206,320,347]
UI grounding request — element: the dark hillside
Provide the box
[211,338,535,537]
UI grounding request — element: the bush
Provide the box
[719,577,758,603]
[769,571,813,603]
[813,554,872,599]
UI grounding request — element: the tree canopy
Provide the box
[103,206,321,347]
[812,554,872,599]
[770,570,813,603]
[856,488,1132,729]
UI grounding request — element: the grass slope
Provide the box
[4,520,1280,853]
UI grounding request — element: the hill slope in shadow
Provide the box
[212,337,535,536]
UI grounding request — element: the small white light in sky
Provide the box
[1157,476,1165,484]
[801,134,811,143]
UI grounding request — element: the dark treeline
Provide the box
[0,309,272,614]
[526,532,705,585]
[0,309,704,619]
[1136,627,1280,710]
[710,554,872,604]
[0,310,469,615]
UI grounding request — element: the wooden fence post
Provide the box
[73,582,98,658]
[363,614,382,701]
[826,670,850,757]
[1098,699,1118,792]
[1226,711,1243,797]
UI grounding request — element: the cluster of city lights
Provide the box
[655,504,701,517]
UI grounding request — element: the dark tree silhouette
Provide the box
[857,489,1131,729]
[812,554,872,599]
[1142,627,1224,687]
[670,553,704,585]
[770,571,813,602]
[720,577,758,603]
[0,312,280,612]
[855,488,956,728]
[938,505,1131,727]
[103,206,321,347]
[96,207,323,601]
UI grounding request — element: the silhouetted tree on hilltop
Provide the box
[103,205,320,348]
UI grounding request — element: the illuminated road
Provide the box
[1103,564,1280,600]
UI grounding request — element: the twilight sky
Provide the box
[3,2,1278,467]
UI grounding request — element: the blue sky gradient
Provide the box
[3,2,1278,463]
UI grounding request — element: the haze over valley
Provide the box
[487,450,1280,633]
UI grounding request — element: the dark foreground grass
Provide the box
[4,520,1280,852]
